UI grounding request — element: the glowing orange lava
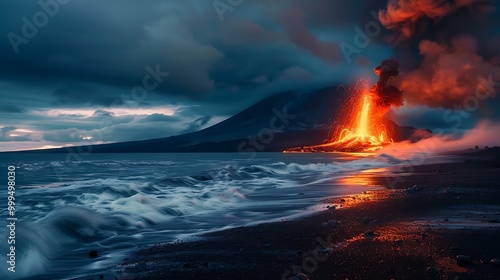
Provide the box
[333,94,388,151]
[284,92,393,154]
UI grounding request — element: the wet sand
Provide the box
[113,148,500,280]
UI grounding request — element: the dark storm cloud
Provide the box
[0,0,393,151]
[279,7,341,63]
[2,0,497,151]
[0,105,25,113]
[53,84,123,107]
[1,0,223,97]
[0,0,390,101]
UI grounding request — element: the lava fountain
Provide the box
[285,58,404,154]
[284,90,392,154]
[335,94,389,151]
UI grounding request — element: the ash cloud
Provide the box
[378,0,495,42]
[401,36,500,107]
[377,0,500,109]
[370,58,404,110]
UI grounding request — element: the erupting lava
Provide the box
[285,58,403,154]
[284,92,392,153]
[335,94,389,151]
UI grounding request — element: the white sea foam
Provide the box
[0,153,390,279]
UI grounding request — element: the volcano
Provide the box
[10,85,432,154]
[285,58,411,154]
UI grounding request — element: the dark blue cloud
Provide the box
[0,0,498,151]
[0,105,25,113]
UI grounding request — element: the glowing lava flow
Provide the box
[335,94,387,150]
[284,94,392,153]
[356,94,371,140]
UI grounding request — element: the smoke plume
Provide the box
[377,0,500,109]
[370,58,404,110]
[378,0,494,41]
[401,36,500,107]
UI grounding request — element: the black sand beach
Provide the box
[104,148,500,280]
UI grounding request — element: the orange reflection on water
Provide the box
[340,168,389,187]
[361,167,390,174]
[340,176,376,187]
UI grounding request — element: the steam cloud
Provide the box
[377,0,500,109]
[376,120,500,160]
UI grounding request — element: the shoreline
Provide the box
[99,148,500,280]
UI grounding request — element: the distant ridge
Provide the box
[7,86,432,153]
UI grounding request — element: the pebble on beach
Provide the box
[321,220,341,228]
[425,266,438,275]
[404,185,420,194]
[456,255,471,266]
[360,217,376,224]
[326,205,336,210]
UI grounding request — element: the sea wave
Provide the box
[0,154,389,279]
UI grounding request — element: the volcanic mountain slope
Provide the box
[20,86,432,153]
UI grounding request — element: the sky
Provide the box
[0,0,499,151]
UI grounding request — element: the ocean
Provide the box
[0,153,391,279]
